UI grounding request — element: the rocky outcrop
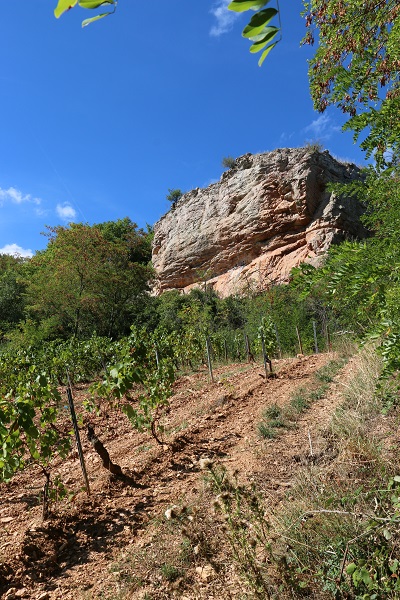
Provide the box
[152,147,368,297]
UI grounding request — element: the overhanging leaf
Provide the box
[250,27,279,52]
[79,0,115,8]
[242,8,278,39]
[54,0,78,18]
[258,41,278,65]
[228,0,270,12]
[82,12,112,26]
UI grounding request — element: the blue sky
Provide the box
[0,1,368,257]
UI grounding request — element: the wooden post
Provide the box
[274,323,282,358]
[66,373,91,496]
[155,346,160,369]
[326,324,332,352]
[261,333,273,376]
[296,326,304,355]
[313,321,319,354]
[224,339,228,363]
[245,333,251,363]
[206,338,214,383]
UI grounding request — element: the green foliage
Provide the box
[293,165,400,376]
[90,327,175,442]
[166,188,183,207]
[0,365,71,482]
[228,0,281,66]
[221,156,236,169]
[54,0,117,27]
[303,0,400,165]
[257,315,276,356]
[21,219,153,341]
[0,254,26,336]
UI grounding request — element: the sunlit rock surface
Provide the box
[152,148,367,297]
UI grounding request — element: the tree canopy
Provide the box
[22,218,153,341]
[303,0,400,165]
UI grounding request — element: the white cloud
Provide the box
[210,0,240,37]
[303,114,341,140]
[0,186,41,206]
[0,243,33,258]
[56,203,77,221]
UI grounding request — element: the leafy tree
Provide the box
[0,254,27,336]
[230,0,399,165]
[293,164,400,371]
[23,220,153,340]
[303,0,400,165]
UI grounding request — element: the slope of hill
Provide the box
[2,346,396,600]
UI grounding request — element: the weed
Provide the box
[309,384,328,401]
[160,562,182,582]
[209,467,273,599]
[290,388,309,413]
[258,422,277,439]
[262,404,281,420]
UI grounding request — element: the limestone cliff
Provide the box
[152,147,367,297]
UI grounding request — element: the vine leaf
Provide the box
[54,0,78,18]
[242,8,278,39]
[228,0,270,12]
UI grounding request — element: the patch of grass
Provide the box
[289,388,309,413]
[257,356,349,442]
[211,345,400,599]
[315,357,346,383]
[257,422,277,439]
[262,404,281,420]
[167,420,188,436]
[309,384,329,401]
[160,563,182,582]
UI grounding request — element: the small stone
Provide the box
[195,564,216,582]
[164,506,178,520]
[198,458,213,470]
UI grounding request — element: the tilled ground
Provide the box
[0,353,357,599]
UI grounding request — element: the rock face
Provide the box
[152,148,368,297]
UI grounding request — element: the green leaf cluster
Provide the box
[303,0,400,165]
[54,0,117,27]
[228,0,281,65]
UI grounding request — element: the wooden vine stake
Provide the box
[274,323,282,358]
[206,337,214,383]
[261,332,273,377]
[66,373,91,496]
[296,326,304,355]
[244,333,255,362]
[326,324,332,352]
[313,320,319,354]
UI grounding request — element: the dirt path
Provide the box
[0,352,356,600]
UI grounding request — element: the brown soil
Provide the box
[0,353,357,600]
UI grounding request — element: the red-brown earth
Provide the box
[0,353,363,599]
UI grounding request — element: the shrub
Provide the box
[221,156,236,169]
